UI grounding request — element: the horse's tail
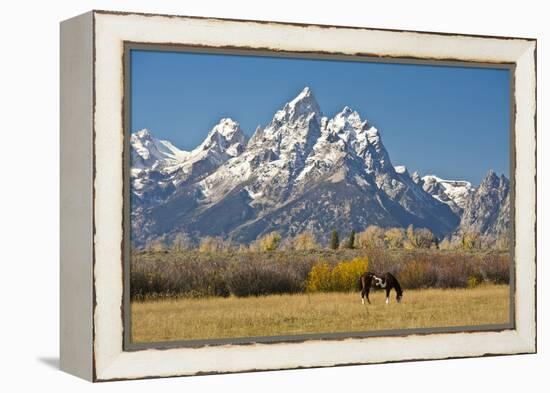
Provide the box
[389,273,403,296]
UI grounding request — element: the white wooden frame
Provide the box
[60,10,536,382]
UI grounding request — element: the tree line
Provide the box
[143,224,509,253]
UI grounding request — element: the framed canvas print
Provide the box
[60,10,537,381]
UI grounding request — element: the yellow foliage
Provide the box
[462,232,481,250]
[306,256,369,292]
[384,227,405,249]
[293,232,319,251]
[253,231,281,252]
[306,261,332,292]
[199,236,232,253]
[468,276,480,288]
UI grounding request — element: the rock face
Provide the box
[421,175,475,215]
[455,170,510,238]
[130,86,508,247]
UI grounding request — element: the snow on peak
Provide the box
[330,106,363,132]
[411,171,422,184]
[422,174,474,212]
[201,117,247,153]
[209,118,242,138]
[334,106,363,126]
[134,128,152,139]
[290,86,313,105]
[130,128,189,169]
[341,105,353,114]
[394,165,408,175]
[274,86,321,124]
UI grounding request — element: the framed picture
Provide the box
[60,10,537,381]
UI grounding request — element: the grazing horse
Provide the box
[359,272,403,305]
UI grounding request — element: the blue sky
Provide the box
[130,49,510,185]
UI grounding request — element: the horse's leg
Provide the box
[366,287,371,304]
[385,288,391,304]
[361,288,366,305]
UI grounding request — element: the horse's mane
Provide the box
[387,272,403,296]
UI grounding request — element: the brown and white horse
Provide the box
[359,272,403,305]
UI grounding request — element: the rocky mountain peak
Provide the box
[455,170,510,237]
[273,86,322,125]
[411,171,422,185]
[129,88,507,247]
[200,117,247,157]
[480,169,500,189]
[130,128,189,170]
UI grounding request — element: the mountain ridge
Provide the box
[130,86,508,247]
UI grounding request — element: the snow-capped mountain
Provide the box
[130,87,506,246]
[456,170,510,238]
[421,175,475,214]
[130,118,247,207]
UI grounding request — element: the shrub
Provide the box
[435,256,473,288]
[292,232,319,251]
[224,259,303,296]
[404,226,436,249]
[171,232,192,252]
[384,227,405,249]
[145,237,167,252]
[306,257,369,292]
[399,260,438,289]
[252,231,282,252]
[462,232,481,250]
[480,252,510,284]
[356,226,385,249]
[415,228,437,249]
[438,238,452,250]
[306,261,333,292]
[330,257,369,291]
[130,248,510,299]
[199,236,233,253]
[468,276,481,288]
[496,235,510,251]
[130,252,231,299]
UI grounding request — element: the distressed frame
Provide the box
[122,43,517,350]
[60,10,536,382]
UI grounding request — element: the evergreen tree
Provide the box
[346,229,356,249]
[329,230,339,250]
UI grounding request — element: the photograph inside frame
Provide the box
[125,46,513,346]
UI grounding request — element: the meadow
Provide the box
[130,247,510,343]
[131,284,510,343]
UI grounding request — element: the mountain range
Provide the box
[130,87,509,246]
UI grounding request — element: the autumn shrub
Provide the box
[251,231,282,252]
[130,253,231,299]
[305,261,332,292]
[330,257,370,291]
[480,252,510,284]
[130,248,510,299]
[306,257,369,292]
[398,260,438,289]
[435,256,472,288]
[224,259,303,296]
[355,226,385,249]
[384,227,405,249]
[468,276,481,288]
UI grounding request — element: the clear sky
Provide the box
[130,49,510,185]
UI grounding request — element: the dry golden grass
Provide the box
[131,284,510,343]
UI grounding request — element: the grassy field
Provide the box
[131,284,510,343]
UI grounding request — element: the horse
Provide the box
[359,272,403,305]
